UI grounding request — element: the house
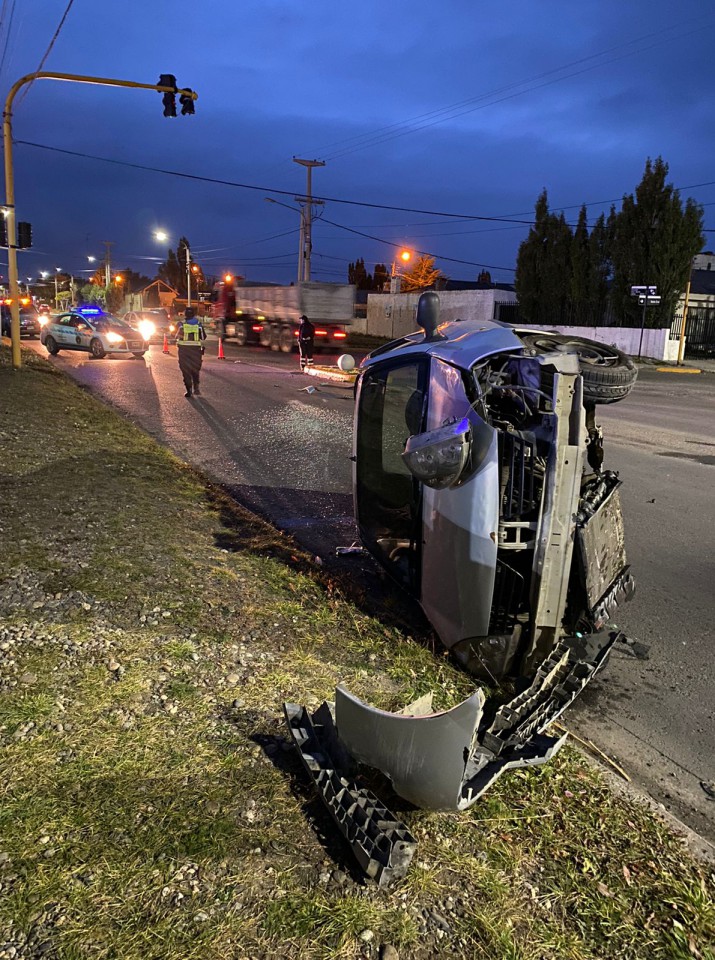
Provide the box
[123,279,179,313]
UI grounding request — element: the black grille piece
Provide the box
[489,559,524,634]
[501,432,537,520]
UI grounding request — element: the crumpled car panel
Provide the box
[335,686,485,810]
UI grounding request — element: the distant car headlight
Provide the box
[137,319,156,340]
[169,323,176,333]
[106,331,124,344]
[38,316,49,327]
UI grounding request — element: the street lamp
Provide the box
[153,230,192,307]
[390,249,412,293]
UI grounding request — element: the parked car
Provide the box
[1,303,41,339]
[40,307,149,359]
[123,308,175,342]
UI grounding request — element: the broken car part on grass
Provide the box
[287,293,638,880]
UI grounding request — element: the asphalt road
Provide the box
[26,338,715,846]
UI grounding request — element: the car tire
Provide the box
[132,351,146,358]
[45,335,60,356]
[519,333,638,404]
[279,325,294,353]
[90,338,106,359]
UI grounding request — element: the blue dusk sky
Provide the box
[2,0,714,287]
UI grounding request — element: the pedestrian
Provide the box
[175,307,206,398]
[298,313,315,371]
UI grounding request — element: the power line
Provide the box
[313,18,715,163]
[15,139,536,225]
[315,214,516,272]
[17,0,76,106]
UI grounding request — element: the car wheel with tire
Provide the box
[45,335,60,356]
[519,333,638,404]
[90,338,106,359]
[132,351,146,358]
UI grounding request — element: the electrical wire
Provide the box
[0,0,16,81]
[17,0,76,106]
[311,18,715,163]
[14,139,536,225]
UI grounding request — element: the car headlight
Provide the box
[38,316,48,327]
[137,319,156,340]
[402,417,471,489]
[106,332,124,344]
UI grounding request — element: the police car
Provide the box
[40,307,149,359]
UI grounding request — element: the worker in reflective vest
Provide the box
[175,308,206,398]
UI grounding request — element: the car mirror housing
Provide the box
[402,417,471,489]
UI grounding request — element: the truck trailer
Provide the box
[213,280,356,352]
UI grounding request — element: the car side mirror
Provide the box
[402,417,471,489]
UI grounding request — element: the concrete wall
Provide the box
[365,289,517,339]
[515,323,678,362]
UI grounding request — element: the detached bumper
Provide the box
[287,631,616,816]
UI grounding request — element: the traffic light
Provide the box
[158,74,177,118]
[179,89,195,116]
[17,222,32,249]
[0,217,7,248]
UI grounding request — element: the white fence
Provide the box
[514,323,678,362]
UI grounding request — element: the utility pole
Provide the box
[293,158,324,282]
[102,240,113,288]
[185,243,191,308]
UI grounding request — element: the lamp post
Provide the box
[154,230,192,307]
[390,249,412,293]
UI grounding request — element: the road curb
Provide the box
[654,366,702,374]
[303,364,356,383]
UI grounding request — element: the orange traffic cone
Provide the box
[162,333,170,355]
[217,337,226,360]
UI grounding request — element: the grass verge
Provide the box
[1,344,713,960]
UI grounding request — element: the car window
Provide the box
[355,359,428,591]
[57,315,75,326]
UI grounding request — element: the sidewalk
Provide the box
[1,346,713,960]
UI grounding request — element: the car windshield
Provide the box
[88,315,132,331]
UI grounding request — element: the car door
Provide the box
[51,314,75,346]
[73,316,96,350]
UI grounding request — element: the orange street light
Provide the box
[400,249,411,263]
[115,274,124,284]
[191,264,199,274]
[224,273,233,283]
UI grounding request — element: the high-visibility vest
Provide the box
[177,320,203,346]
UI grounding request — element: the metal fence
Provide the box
[671,307,715,358]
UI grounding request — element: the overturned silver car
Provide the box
[286,293,637,881]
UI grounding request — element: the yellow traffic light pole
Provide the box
[3,71,198,369]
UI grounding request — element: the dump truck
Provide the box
[212,280,355,352]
